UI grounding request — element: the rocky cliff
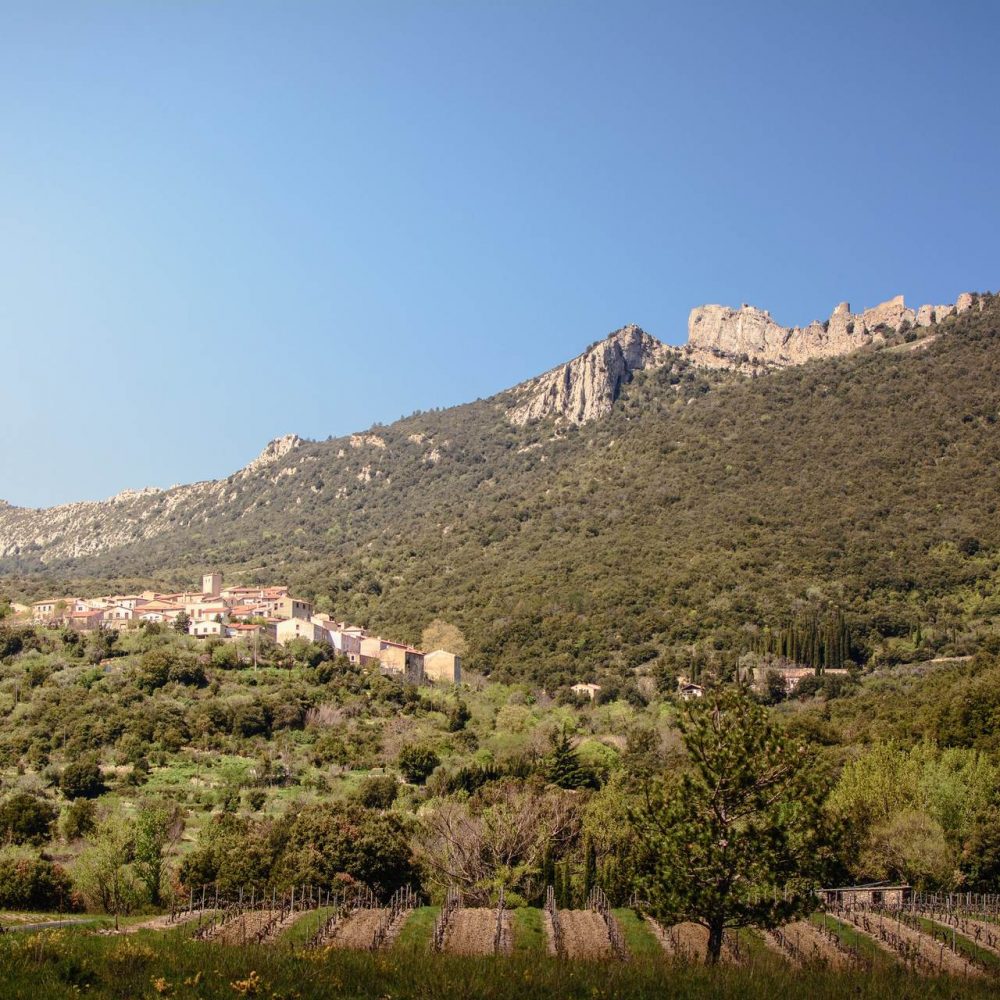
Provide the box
[505,292,982,426]
[506,324,671,425]
[686,292,979,370]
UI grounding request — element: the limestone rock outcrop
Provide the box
[686,292,977,370]
[239,434,302,476]
[506,324,671,425]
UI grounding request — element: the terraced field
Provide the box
[443,907,499,956]
[557,909,613,960]
[324,908,385,950]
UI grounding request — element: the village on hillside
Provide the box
[18,572,461,685]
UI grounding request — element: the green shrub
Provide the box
[354,774,399,809]
[0,792,58,845]
[61,756,106,800]
[397,745,439,785]
[61,798,97,840]
[0,855,76,910]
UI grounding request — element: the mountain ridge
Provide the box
[0,287,987,572]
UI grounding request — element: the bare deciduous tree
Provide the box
[414,780,578,903]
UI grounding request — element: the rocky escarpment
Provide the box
[506,324,671,426]
[506,292,983,426]
[686,292,979,370]
[238,434,302,475]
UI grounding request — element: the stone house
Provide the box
[66,608,104,631]
[678,682,705,701]
[360,637,424,683]
[748,664,850,694]
[102,604,135,627]
[327,627,363,663]
[137,601,184,624]
[269,596,313,620]
[31,598,76,622]
[571,682,601,701]
[818,883,911,909]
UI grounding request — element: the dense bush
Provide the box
[354,775,399,809]
[0,793,58,845]
[0,856,75,910]
[397,744,439,785]
[61,756,106,800]
[61,798,98,840]
[179,801,416,896]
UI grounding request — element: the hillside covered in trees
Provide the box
[2,297,999,689]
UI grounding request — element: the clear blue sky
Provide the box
[3,1,998,507]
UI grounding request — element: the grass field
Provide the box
[392,904,438,950]
[512,905,548,956]
[611,908,661,960]
[1,918,999,1000]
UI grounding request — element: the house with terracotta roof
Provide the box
[360,637,424,683]
[226,622,269,639]
[189,620,226,639]
[66,608,104,631]
[102,604,136,628]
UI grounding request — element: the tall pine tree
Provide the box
[632,687,831,963]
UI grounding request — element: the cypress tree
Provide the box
[541,845,555,897]
[547,727,593,790]
[583,837,597,903]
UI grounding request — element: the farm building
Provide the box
[818,883,912,908]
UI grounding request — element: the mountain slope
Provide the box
[2,295,998,687]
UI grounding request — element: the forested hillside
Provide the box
[3,298,999,686]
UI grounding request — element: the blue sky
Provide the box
[2,1,998,507]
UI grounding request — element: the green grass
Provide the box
[2,923,999,1000]
[732,928,788,970]
[276,906,336,947]
[392,905,438,951]
[512,906,548,956]
[612,909,661,960]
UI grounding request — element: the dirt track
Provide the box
[444,908,498,956]
[557,909,612,960]
[100,911,214,936]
